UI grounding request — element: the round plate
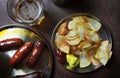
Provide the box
[51,13,112,73]
[0,24,53,78]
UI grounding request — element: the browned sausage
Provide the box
[0,38,24,50]
[10,42,34,68]
[26,40,45,68]
[13,71,44,78]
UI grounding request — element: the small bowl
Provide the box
[0,24,53,78]
[51,13,112,73]
[7,0,44,25]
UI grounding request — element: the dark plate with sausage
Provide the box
[0,24,53,78]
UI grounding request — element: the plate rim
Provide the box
[51,13,113,73]
[0,24,54,78]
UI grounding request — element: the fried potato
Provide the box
[80,52,91,68]
[70,46,81,56]
[58,22,69,35]
[86,45,101,66]
[95,40,111,65]
[89,31,101,43]
[95,40,109,59]
[77,25,85,40]
[59,42,70,54]
[55,34,70,53]
[78,41,92,51]
[55,34,64,48]
[90,57,101,66]
[65,30,80,40]
[86,16,101,31]
[55,15,112,68]
[66,37,82,45]
[68,17,81,30]
[81,16,88,23]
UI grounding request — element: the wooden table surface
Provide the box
[0,0,120,78]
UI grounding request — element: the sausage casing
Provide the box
[0,38,24,50]
[13,71,44,78]
[26,40,45,68]
[10,42,33,68]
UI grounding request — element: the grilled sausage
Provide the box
[13,71,44,78]
[0,38,24,50]
[10,42,34,68]
[26,40,45,68]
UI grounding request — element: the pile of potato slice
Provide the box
[55,15,112,68]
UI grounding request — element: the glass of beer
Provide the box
[7,0,44,26]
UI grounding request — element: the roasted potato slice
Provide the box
[65,30,80,40]
[95,40,112,65]
[59,42,70,54]
[55,34,64,48]
[90,57,101,66]
[79,52,91,68]
[89,31,101,43]
[66,37,82,46]
[95,40,109,59]
[78,41,92,50]
[55,34,70,53]
[86,45,101,66]
[70,46,81,56]
[66,35,80,40]
[58,22,69,35]
[81,16,88,23]
[86,16,101,31]
[77,25,85,40]
[68,16,81,30]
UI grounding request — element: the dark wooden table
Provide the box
[0,0,120,78]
